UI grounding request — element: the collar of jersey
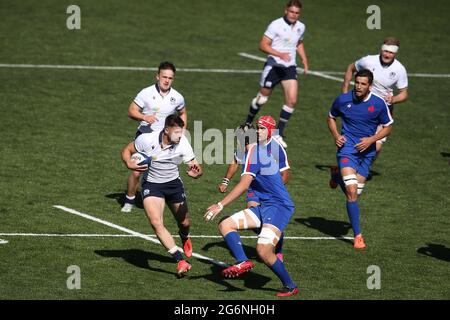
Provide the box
[378,54,395,68]
[282,15,296,26]
[158,130,175,150]
[352,90,372,103]
[155,83,171,95]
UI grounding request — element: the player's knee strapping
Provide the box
[357,183,365,195]
[343,174,358,186]
[252,92,269,108]
[257,227,279,246]
[231,209,261,230]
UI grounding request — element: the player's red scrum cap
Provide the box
[257,116,276,139]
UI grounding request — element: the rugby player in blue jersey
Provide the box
[205,116,298,297]
[327,69,394,249]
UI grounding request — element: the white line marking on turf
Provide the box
[0,238,8,244]
[53,205,228,267]
[0,233,353,240]
[1,63,448,78]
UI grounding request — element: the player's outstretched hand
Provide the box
[187,164,202,179]
[204,203,223,222]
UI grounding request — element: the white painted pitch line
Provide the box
[0,238,8,244]
[53,205,228,267]
[0,232,353,240]
[0,62,448,78]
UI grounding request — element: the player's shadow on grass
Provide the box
[95,249,176,276]
[315,164,380,181]
[105,192,144,209]
[441,152,450,165]
[417,243,450,262]
[295,217,353,245]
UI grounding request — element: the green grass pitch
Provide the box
[0,0,449,300]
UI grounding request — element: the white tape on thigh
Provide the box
[357,183,365,195]
[257,227,279,246]
[245,209,261,228]
[343,174,358,186]
[231,210,249,230]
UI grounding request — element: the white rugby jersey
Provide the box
[264,16,306,67]
[134,84,185,131]
[134,130,195,183]
[355,54,408,101]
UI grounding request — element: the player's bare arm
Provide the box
[178,107,188,129]
[355,125,392,152]
[281,169,291,184]
[342,63,357,93]
[218,159,239,193]
[186,159,203,179]
[204,174,253,222]
[121,141,148,172]
[128,101,158,123]
[296,41,308,73]
[259,36,290,62]
[327,116,346,147]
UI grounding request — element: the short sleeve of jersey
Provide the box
[329,96,341,118]
[263,20,277,40]
[133,88,146,109]
[354,56,370,72]
[241,145,260,177]
[378,102,394,127]
[175,94,186,111]
[134,133,152,155]
[396,65,408,90]
[298,24,305,42]
[276,144,290,171]
[180,135,196,163]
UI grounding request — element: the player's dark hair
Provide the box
[355,69,374,85]
[158,61,176,74]
[165,114,184,128]
[286,0,302,9]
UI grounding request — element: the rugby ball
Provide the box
[130,152,149,166]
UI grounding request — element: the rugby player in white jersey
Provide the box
[342,37,408,156]
[122,61,187,213]
[245,0,309,149]
[121,115,202,277]
[330,37,408,188]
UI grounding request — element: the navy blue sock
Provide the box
[224,231,248,263]
[246,103,260,124]
[278,105,294,136]
[346,201,361,236]
[270,258,296,288]
[170,250,183,262]
[275,233,284,254]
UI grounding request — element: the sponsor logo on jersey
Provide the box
[346,103,352,108]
